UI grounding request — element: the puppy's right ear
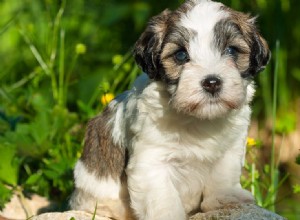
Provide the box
[133,9,171,80]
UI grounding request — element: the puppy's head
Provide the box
[134,0,270,119]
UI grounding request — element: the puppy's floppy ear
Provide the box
[248,29,271,76]
[133,9,171,80]
[243,17,271,77]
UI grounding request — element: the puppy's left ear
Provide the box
[248,22,271,76]
[133,9,171,80]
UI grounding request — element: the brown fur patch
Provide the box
[213,15,252,73]
[133,9,172,80]
[160,43,186,81]
[160,26,196,81]
[133,0,197,83]
[80,107,126,180]
[217,6,271,76]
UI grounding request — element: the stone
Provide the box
[0,193,55,220]
[31,210,109,220]
[189,204,286,220]
[29,204,286,220]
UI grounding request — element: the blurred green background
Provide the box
[0,0,299,219]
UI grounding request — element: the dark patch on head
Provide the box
[159,26,195,83]
[214,18,251,73]
[246,33,271,77]
[133,0,196,84]
[134,0,270,85]
[215,6,271,77]
[133,9,172,81]
[80,107,126,180]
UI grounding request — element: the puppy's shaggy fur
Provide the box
[70,0,270,219]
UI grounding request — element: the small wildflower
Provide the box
[101,93,114,105]
[254,170,260,179]
[293,184,300,194]
[263,164,270,174]
[247,137,257,147]
[112,54,123,65]
[76,43,86,54]
[123,63,131,72]
[101,82,110,92]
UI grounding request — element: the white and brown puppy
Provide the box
[70,0,270,219]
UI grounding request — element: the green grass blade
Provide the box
[92,202,97,220]
[19,28,58,100]
[19,29,50,76]
[269,40,280,211]
[58,28,65,106]
[0,15,18,36]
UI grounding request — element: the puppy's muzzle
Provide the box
[201,75,222,95]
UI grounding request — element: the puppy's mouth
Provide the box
[177,96,241,118]
[187,98,240,113]
[170,75,246,119]
[222,99,240,109]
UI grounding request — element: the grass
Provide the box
[0,0,299,219]
[247,40,283,212]
[242,40,300,218]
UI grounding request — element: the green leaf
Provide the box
[43,169,60,179]
[25,173,41,185]
[293,184,300,194]
[0,143,19,186]
[296,154,300,165]
[275,112,297,134]
[0,182,13,210]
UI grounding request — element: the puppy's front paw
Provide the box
[201,188,254,212]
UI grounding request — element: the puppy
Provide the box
[70,0,270,219]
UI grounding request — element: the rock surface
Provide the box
[0,193,54,220]
[30,204,286,220]
[190,204,286,220]
[31,210,108,220]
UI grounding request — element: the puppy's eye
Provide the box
[174,50,189,63]
[225,46,239,58]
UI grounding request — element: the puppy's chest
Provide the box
[127,105,249,213]
[171,158,209,212]
[131,112,240,162]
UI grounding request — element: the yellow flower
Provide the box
[293,184,300,194]
[247,137,257,147]
[101,93,114,105]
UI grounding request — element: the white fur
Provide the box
[74,160,121,199]
[181,0,227,66]
[73,0,258,219]
[174,2,252,120]
[125,79,253,219]
[181,0,226,38]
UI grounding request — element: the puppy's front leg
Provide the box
[127,151,186,220]
[201,144,255,212]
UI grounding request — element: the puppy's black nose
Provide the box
[201,76,222,95]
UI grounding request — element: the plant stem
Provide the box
[49,0,66,104]
[251,162,255,197]
[270,40,280,211]
[58,29,65,107]
[16,186,32,218]
[18,29,58,101]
